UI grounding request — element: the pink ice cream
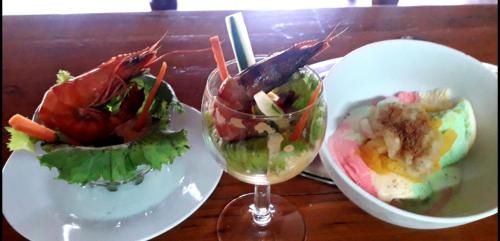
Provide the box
[328,92,418,200]
[330,122,378,197]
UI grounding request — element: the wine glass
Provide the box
[202,57,327,240]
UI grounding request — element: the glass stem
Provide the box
[251,185,273,227]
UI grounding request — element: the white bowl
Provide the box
[319,39,498,229]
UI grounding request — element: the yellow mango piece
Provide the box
[430,119,442,130]
[359,143,388,174]
[381,155,421,182]
[433,129,457,170]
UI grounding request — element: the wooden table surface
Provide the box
[2,5,498,241]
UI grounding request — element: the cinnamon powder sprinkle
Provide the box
[377,104,431,159]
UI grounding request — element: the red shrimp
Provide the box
[37,36,166,145]
[213,27,344,142]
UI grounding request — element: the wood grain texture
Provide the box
[2,5,498,241]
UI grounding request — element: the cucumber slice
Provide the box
[254,91,284,116]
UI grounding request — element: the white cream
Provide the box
[229,118,245,129]
[283,145,294,153]
[214,109,226,125]
[371,172,415,202]
[267,133,284,159]
[254,122,275,134]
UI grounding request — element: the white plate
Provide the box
[2,104,223,240]
[318,39,498,229]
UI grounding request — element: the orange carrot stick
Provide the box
[290,84,322,142]
[134,61,168,131]
[8,114,57,142]
[209,36,230,81]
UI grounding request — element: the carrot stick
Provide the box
[8,114,57,142]
[290,84,322,142]
[209,36,230,81]
[134,61,168,131]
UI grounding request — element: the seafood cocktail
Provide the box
[204,60,326,185]
[201,29,338,240]
[5,35,189,191]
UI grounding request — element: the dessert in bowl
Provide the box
[319,39,498,229]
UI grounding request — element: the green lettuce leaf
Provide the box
[221,136,309,175]
[223,137,270,175]
[273,69,319,110]
[56,70,73,84]
[98,73,183,126]
[104,95,125,113]
[309,103,327,143]
[39,129,189,185]
[5,127,38,152]
[132,74,183,128]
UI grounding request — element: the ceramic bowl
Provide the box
[319,39,498,229]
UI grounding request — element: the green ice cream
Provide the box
[401,99,476,212]
[434,99,476,167]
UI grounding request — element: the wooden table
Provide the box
[2,5,498,241]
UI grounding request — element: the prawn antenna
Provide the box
[150,31,169,51]
[145,36,224,68]
[163,47,213,56]
[325,22,350,47]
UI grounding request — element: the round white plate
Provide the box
[2,104,223,241]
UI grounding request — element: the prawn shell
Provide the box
[37,39,163,145]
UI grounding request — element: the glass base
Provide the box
[217,193,305,241]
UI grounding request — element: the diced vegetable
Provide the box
[254,91,284,116]
[290,84,322,141]
[225,12,256,72]
[8,114,57,142]
[134,62,168,130]
[209,36,230,81]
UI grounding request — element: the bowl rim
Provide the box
[320,149,498,223]
[319,38,498,223]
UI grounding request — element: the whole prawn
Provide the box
[213,27,346,142]
[37,36,166,145]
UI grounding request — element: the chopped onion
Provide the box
[383,130,401,159]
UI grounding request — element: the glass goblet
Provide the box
[202,57,327,241]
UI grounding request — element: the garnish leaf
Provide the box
[222,137,269,174]
[309,101,327,143]
[5,127,38,152]
[221,136,309,175]
[56,70,73,84]
[273,69,318,110]
[105,95,125,113]
[132,74,183,128]
[39,129,189,185]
